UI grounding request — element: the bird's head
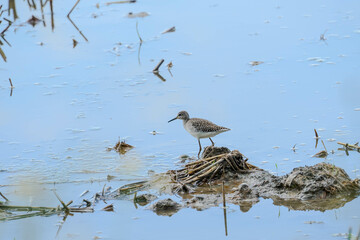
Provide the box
[168,111,189,123]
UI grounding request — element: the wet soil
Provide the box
[128,147,360,215]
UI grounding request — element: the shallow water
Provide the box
[0,0,360,239]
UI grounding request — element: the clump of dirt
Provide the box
[134,194,157,206]
[148,198,181,216]
[281,163,360,200]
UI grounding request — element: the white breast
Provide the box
[183,121,221,139]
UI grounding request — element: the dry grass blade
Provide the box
[1,18,12,35]
[67,0,80,17]
[314,129,319,138]
[53,191,69,212]
[183,159,224,182]
[106,0,136,5]
[153,59,164,73]
[68,207,94,213]
[185,153,227,166]
[9,78,14,88]
[67,16,88,42]
[102,204,114,211]
[337,142,360,151]
[183,165,218,184]
[136,21,143,43]
[162,26,176,34]
[0,46,6,62]
[172,149,259,185]
[0,192,8,201]
[321,140,327,152]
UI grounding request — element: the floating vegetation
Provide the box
[106,0,136,5]
[27,15,41,27]
[0,192,93,221]
[126,12,149,18]
[72,39,78,48]
[249,61,264,66]
[101,204,114,211]
[312,140,328,158]
[107,139,134,154]
[162,26,176,34]
[337,141,360,155]
[0,46,6,62]
[167,61,173,69]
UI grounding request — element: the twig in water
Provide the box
[133,192,138,209]
[136,21,143,65]
[9,78,14,88]
[39,0,46,27]
[80,190,89,197]
[320,29,327,41]
[314,129,319,138]
[321,140,327,153]
[105,0,136,5]
[167,61,173,76]
[314,129,319,149]
[153,72,166,82]
[49,0,54,31]
[312,140,328,158]
[136,21,142,43]
[337,142,360,151]
[0,46,7,62]
[153,59,164,73]
[53,191,70,213]
[222,180,228,236]
[102,204,114,211]
[1,18,12,35]
[102,184,106,196]
[162,26,175,34]
[56,213,69,238]
[0,192,9,201]
[67,16,88,42]
[67,0,80,18]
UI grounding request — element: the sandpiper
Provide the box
[168,111,230,158]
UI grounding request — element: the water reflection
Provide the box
[0,0,88,63]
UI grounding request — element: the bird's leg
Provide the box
[198,139,202,159]
[209,137,214,146]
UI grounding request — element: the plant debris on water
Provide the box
[162,26,176,34]
[107,139,134,154]
[168,146,258,185]
[249,61,264,66]
[126,12,149,18]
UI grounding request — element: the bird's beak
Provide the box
[168,117,177,123]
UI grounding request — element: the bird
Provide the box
[168,111,230,158]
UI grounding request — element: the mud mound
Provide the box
[108,146,360,213]
[281,162,360,200]
[148,198,181,216]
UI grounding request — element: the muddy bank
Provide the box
[111,146,360,215]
